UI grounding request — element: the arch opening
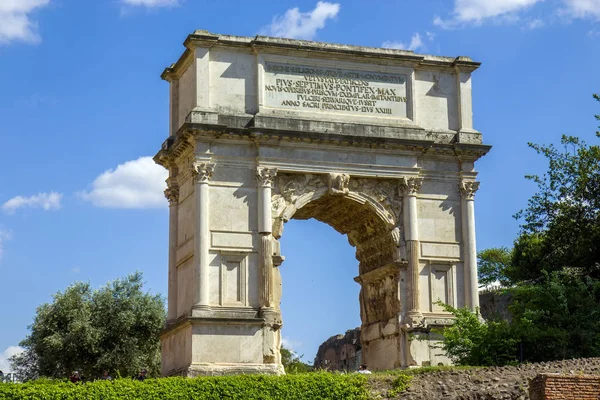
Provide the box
[271,172,409,371]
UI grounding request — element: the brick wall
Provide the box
[529,373,600,400]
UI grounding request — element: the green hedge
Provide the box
[0,373,369,400]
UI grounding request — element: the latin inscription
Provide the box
[263,62,409,118]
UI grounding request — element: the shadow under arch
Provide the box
[270,173,408,371]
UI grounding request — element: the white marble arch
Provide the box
[155,30,490,376]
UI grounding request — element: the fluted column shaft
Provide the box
[192,162,215,310]
[400,177,423,323]
[460,181,480,311]
[165,183,179,321]
[256,167,277,309]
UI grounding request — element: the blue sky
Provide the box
[0,0,599,371]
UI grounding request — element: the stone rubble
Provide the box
[393,358,600,399]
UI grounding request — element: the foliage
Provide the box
[477,247,512,287]
[280,346,313,374]
[10,272,165,381]
[0,373,369,400]
[436,303,518,367]
[386,374,412,397]
[512,94,600,281]
[509,271,600,362]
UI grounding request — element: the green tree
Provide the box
[280,346,313,373]
[509,271,600,362]
[477,247,512,287]
[10,272,165,380]
[512,94,600,281]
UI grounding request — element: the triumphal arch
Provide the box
[154,30,490,376]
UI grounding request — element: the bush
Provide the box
[436,303,518,366]
[0,373,369,400]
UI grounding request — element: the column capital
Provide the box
[459,181,480,200]
[164,187,179,205]
[192,162,215,184]
[399,176,423,196]
[256,167,278,188]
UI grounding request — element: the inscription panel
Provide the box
[263,62,409,119]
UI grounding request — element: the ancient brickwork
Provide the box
[529,374,600,400]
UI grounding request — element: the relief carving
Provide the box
[328,173,350,196]
[271,173,327,219]
[349,178,403,223]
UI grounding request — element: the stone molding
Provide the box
[191,162,215,184]
[399,176,423,196]
[256,167,278,188]
[354,262,406,285]
[459,181,480,200]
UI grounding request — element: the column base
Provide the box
[171,363,284,377]
[403,310,424,328]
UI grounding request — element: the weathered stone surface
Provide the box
[314,328,362,371]
[154,31,490,376]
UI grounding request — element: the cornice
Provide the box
[162,30,481,81]
[153,121,492,168]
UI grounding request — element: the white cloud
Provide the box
[434,0,543,28]
[382,33,424,51]
[121,0,179,7]
[282,337,303,353]
[561,0,600,19]
[261,2,340,40]
[0,346,23,373]
[0,230,12,261]
[526,18,545,28]
[0,0,51,45]
[80,156,168,209]
[2,192,62,214]
[426,31,436,41]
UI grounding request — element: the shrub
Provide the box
[0,373,369,400]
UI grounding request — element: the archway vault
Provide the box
[271,172,404,275]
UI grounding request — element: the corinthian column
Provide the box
[459,181,480,312]
[165,181,179,322]
[192,161,215,311]
[400,176,423,324]
[256,167,277,309]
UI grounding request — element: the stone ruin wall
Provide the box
[313,328,362,371]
